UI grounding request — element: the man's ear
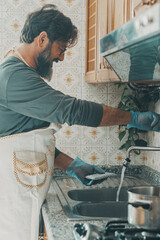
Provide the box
[37,31,49,48]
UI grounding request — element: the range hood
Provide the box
[100,3,160,83]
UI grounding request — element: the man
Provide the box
[1,4,160,240]
[0,4,160,186]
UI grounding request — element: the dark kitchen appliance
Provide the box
[100,3,160,83]
[73,220,160,240]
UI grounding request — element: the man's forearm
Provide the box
[54,152,74,171]
[99,105,131,126]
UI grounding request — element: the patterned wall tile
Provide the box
[81,126,107,147]
[82,82,108,105]
[108,93,123,108]
[107,82,126,95]
[107,149,126,166]
[55,125,81,147]
[54,68,82,98]
[107,126,126,165]
[81,145,107,165]
[58,0,82,15]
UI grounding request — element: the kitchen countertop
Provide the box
[42,181,75,240]
[42,179,107,240]
[42,165,160,240]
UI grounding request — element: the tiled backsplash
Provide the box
[0,0,159,171]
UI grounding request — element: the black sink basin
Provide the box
[69,187,128,219]
[68,187,128,202]
[72,201,128,218]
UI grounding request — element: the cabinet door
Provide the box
[107,0,115,33]
[85,0,98,83]
[97,0,120,83]
[114,0,125,30]
[85,0,131,83]
[113,0,132,30]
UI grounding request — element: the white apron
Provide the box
[0,127,56,240]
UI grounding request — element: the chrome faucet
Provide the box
[123,146,160,168]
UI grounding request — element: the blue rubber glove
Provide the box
[66,157,105,186]
[127,111,160,131]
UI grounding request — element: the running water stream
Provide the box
[116,166,126,201]
[116,146,160,201]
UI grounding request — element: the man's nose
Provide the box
[59,53,65,61]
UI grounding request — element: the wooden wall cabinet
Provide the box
[85,0,132,83]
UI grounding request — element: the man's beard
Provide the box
[36,42,59,81]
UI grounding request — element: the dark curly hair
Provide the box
[20,4,78,47]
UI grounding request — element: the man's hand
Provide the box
[66,157,105,186]
[127,111,160,131]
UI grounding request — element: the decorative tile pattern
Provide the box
[0,0,159,172]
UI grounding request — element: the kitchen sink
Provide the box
[70,187,128,219]
[52,175,148,221]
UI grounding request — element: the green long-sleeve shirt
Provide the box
[0,56,103,156]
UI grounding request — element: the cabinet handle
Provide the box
[133,0,158,17]
[39,235,47,240]
[141,0,158,5]
[101,61,113,71]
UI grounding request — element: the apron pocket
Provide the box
[13,151,48,188]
